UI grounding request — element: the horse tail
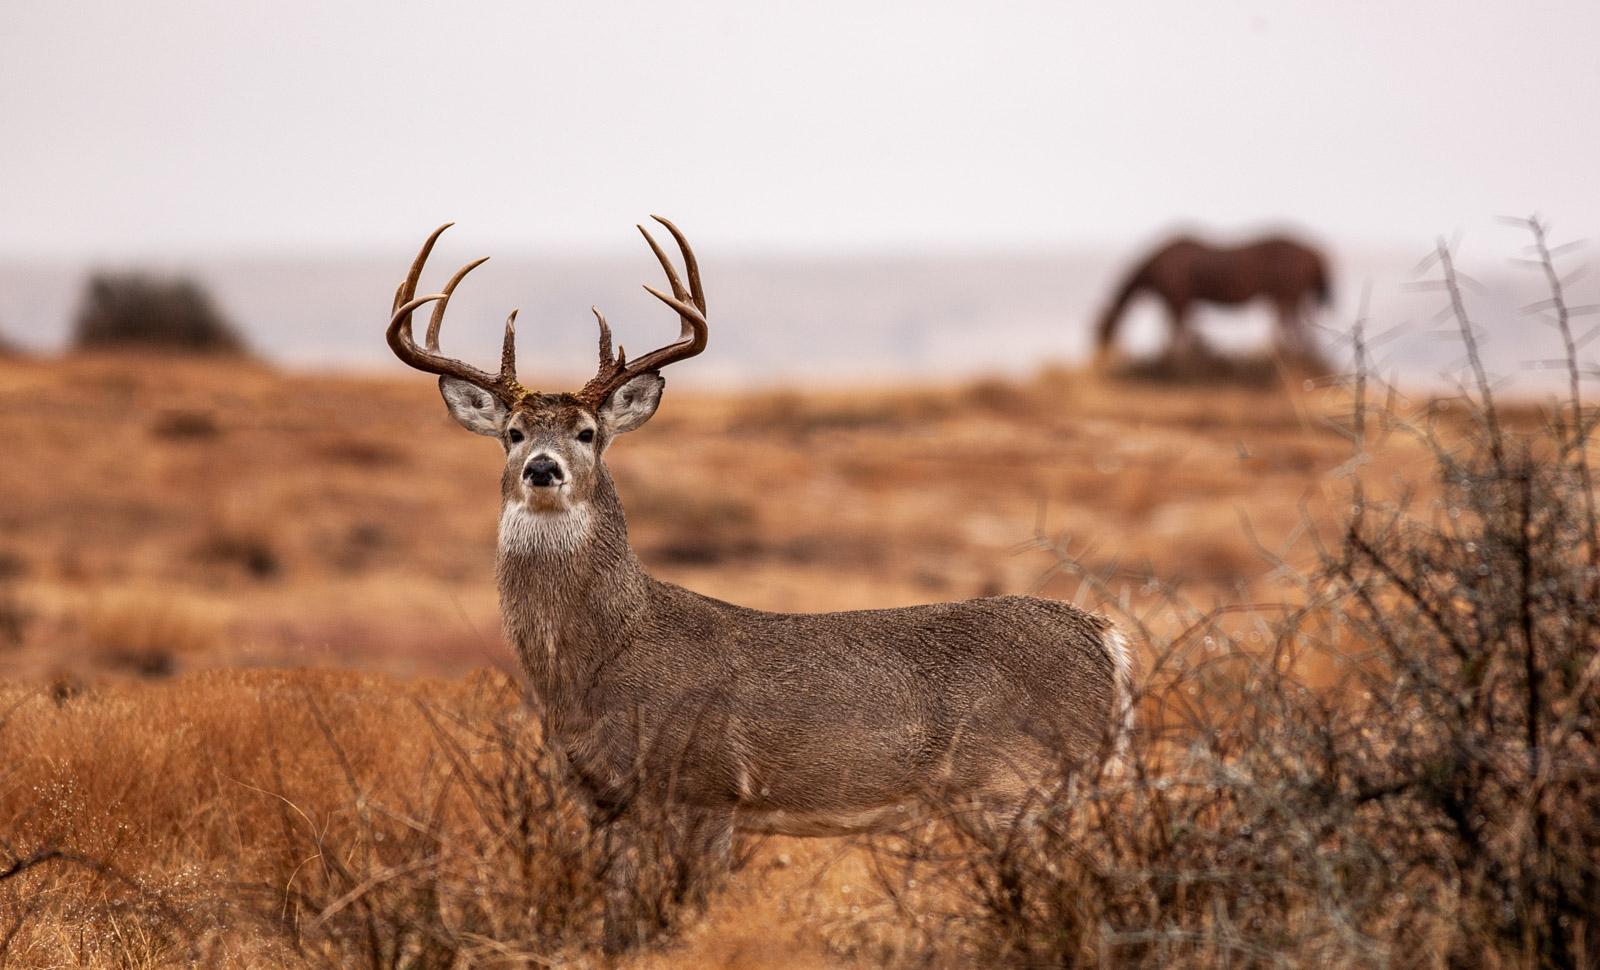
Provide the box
[1095,266,1147,351]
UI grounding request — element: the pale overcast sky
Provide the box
[3,1,1598,257]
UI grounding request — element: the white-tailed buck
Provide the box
[386,218,1133,951]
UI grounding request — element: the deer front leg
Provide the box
[597,805,733,954]
[672,806,734,911]
[600,814,646,955]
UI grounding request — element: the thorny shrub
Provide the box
[846,220,1599,968]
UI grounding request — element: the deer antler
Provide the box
[386,223,534,407]
[577,215,708,405]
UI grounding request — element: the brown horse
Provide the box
[1095,234,1332,360]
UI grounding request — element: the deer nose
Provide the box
[523,456,564,488]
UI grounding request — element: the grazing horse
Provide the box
[1095,235,1332,360]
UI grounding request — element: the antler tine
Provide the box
[638,223,690,306]
[392,293,448,329]
[642,284,708,337]
[394,222,453,316]
[389,293,457,364]
[591,306,616,368]
[384,225,532,406]
[426,256,491,351]
[650,214,705,314]
[500,310,519,384]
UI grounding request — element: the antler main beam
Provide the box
[577,215,709,405]
[386,223,532,406]
[384,217,707,409]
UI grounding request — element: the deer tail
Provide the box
[1101,624,1137,769]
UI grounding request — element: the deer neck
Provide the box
[494,472,647,706]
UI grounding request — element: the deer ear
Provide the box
[439,377,509,437]
[598,373,664,440]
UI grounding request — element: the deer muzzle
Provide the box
[522,455,565,489]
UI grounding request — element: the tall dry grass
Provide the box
[0,668,726,966]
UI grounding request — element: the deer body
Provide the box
[385,218,1132,950]
[498,464,1124,838]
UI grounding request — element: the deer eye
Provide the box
[507,429,525,445]
[576,428,595,444]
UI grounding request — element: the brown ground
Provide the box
[0,353,1469,966]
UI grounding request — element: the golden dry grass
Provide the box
[0,353,1451,676]
[0,352,1551,966]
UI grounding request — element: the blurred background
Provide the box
[3,0,1598,385]
[1,0,1598,682]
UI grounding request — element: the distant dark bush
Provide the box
[72,273,246,354]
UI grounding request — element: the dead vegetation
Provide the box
[0,669,730,966]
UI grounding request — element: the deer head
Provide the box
[385,217,707,522]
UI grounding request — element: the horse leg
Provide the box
[1167,301,1206,356]
[1094,310,1118,360]
[1094,306,1125,367]
[1274,296,1320,364]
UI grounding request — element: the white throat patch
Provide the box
[499,503,592,557]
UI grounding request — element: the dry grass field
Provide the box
[0,350,1592,966]
[0,353,1407,681]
